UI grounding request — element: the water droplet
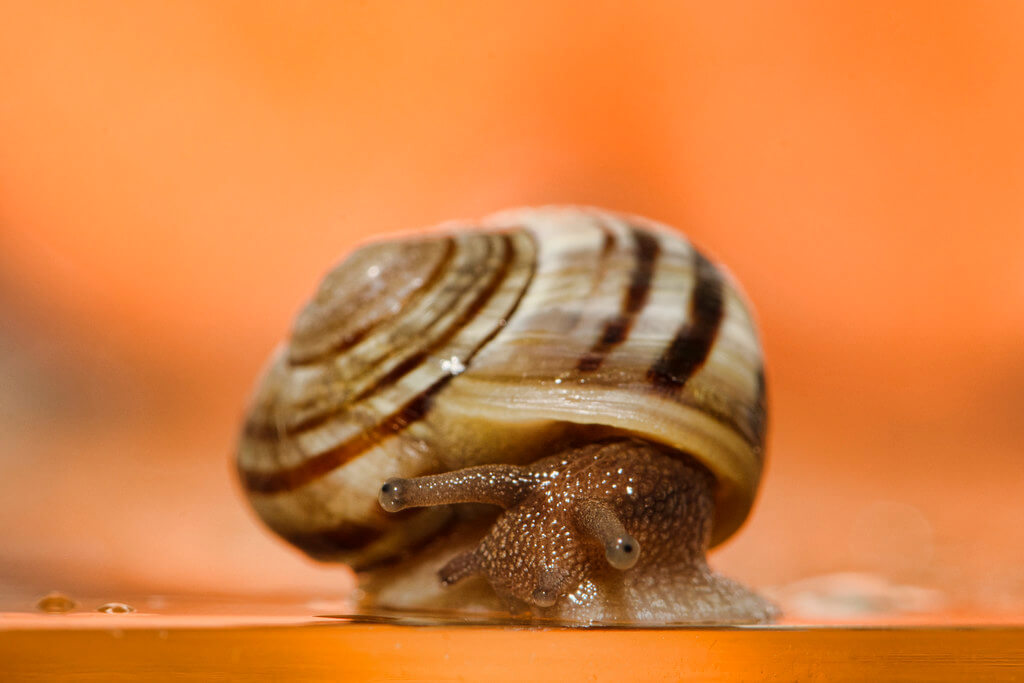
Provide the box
[554,378,562,384]
[97,602,136,614]
[366,265,381,278]
[36,591,77,613]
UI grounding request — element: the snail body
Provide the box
[237,207,776,624]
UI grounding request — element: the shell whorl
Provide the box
[237,207,766,569]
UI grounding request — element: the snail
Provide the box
[236,206,777,624]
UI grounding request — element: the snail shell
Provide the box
[237,206,769,620]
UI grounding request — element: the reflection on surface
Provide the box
[1,582,1019,630]
[2,619,1023,682]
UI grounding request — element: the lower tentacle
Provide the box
[439,549,479,586]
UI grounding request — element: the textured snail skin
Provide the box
[236,206,775,624]
[375,438,777,623]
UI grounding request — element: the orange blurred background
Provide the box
[1,1,1022,620]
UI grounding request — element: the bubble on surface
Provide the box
[36,591,77,613]
[97,602,136,614]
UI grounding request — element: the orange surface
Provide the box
[3,623,1024,682]
[0,0,1023,630]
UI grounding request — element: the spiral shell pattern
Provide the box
[237,207,766,570]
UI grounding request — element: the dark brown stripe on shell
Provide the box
[243,418,280,441]
[585,221,616,296]
[279,521,386,561]
[577,228,660,372]
[342,513,462,572]
[678,387,764,451]
[281,511,461,570]
[288,238,457,367]
[749,366,768,455]
[241,385,445,494]
[241,232,537,495]
[647,249,725,389]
